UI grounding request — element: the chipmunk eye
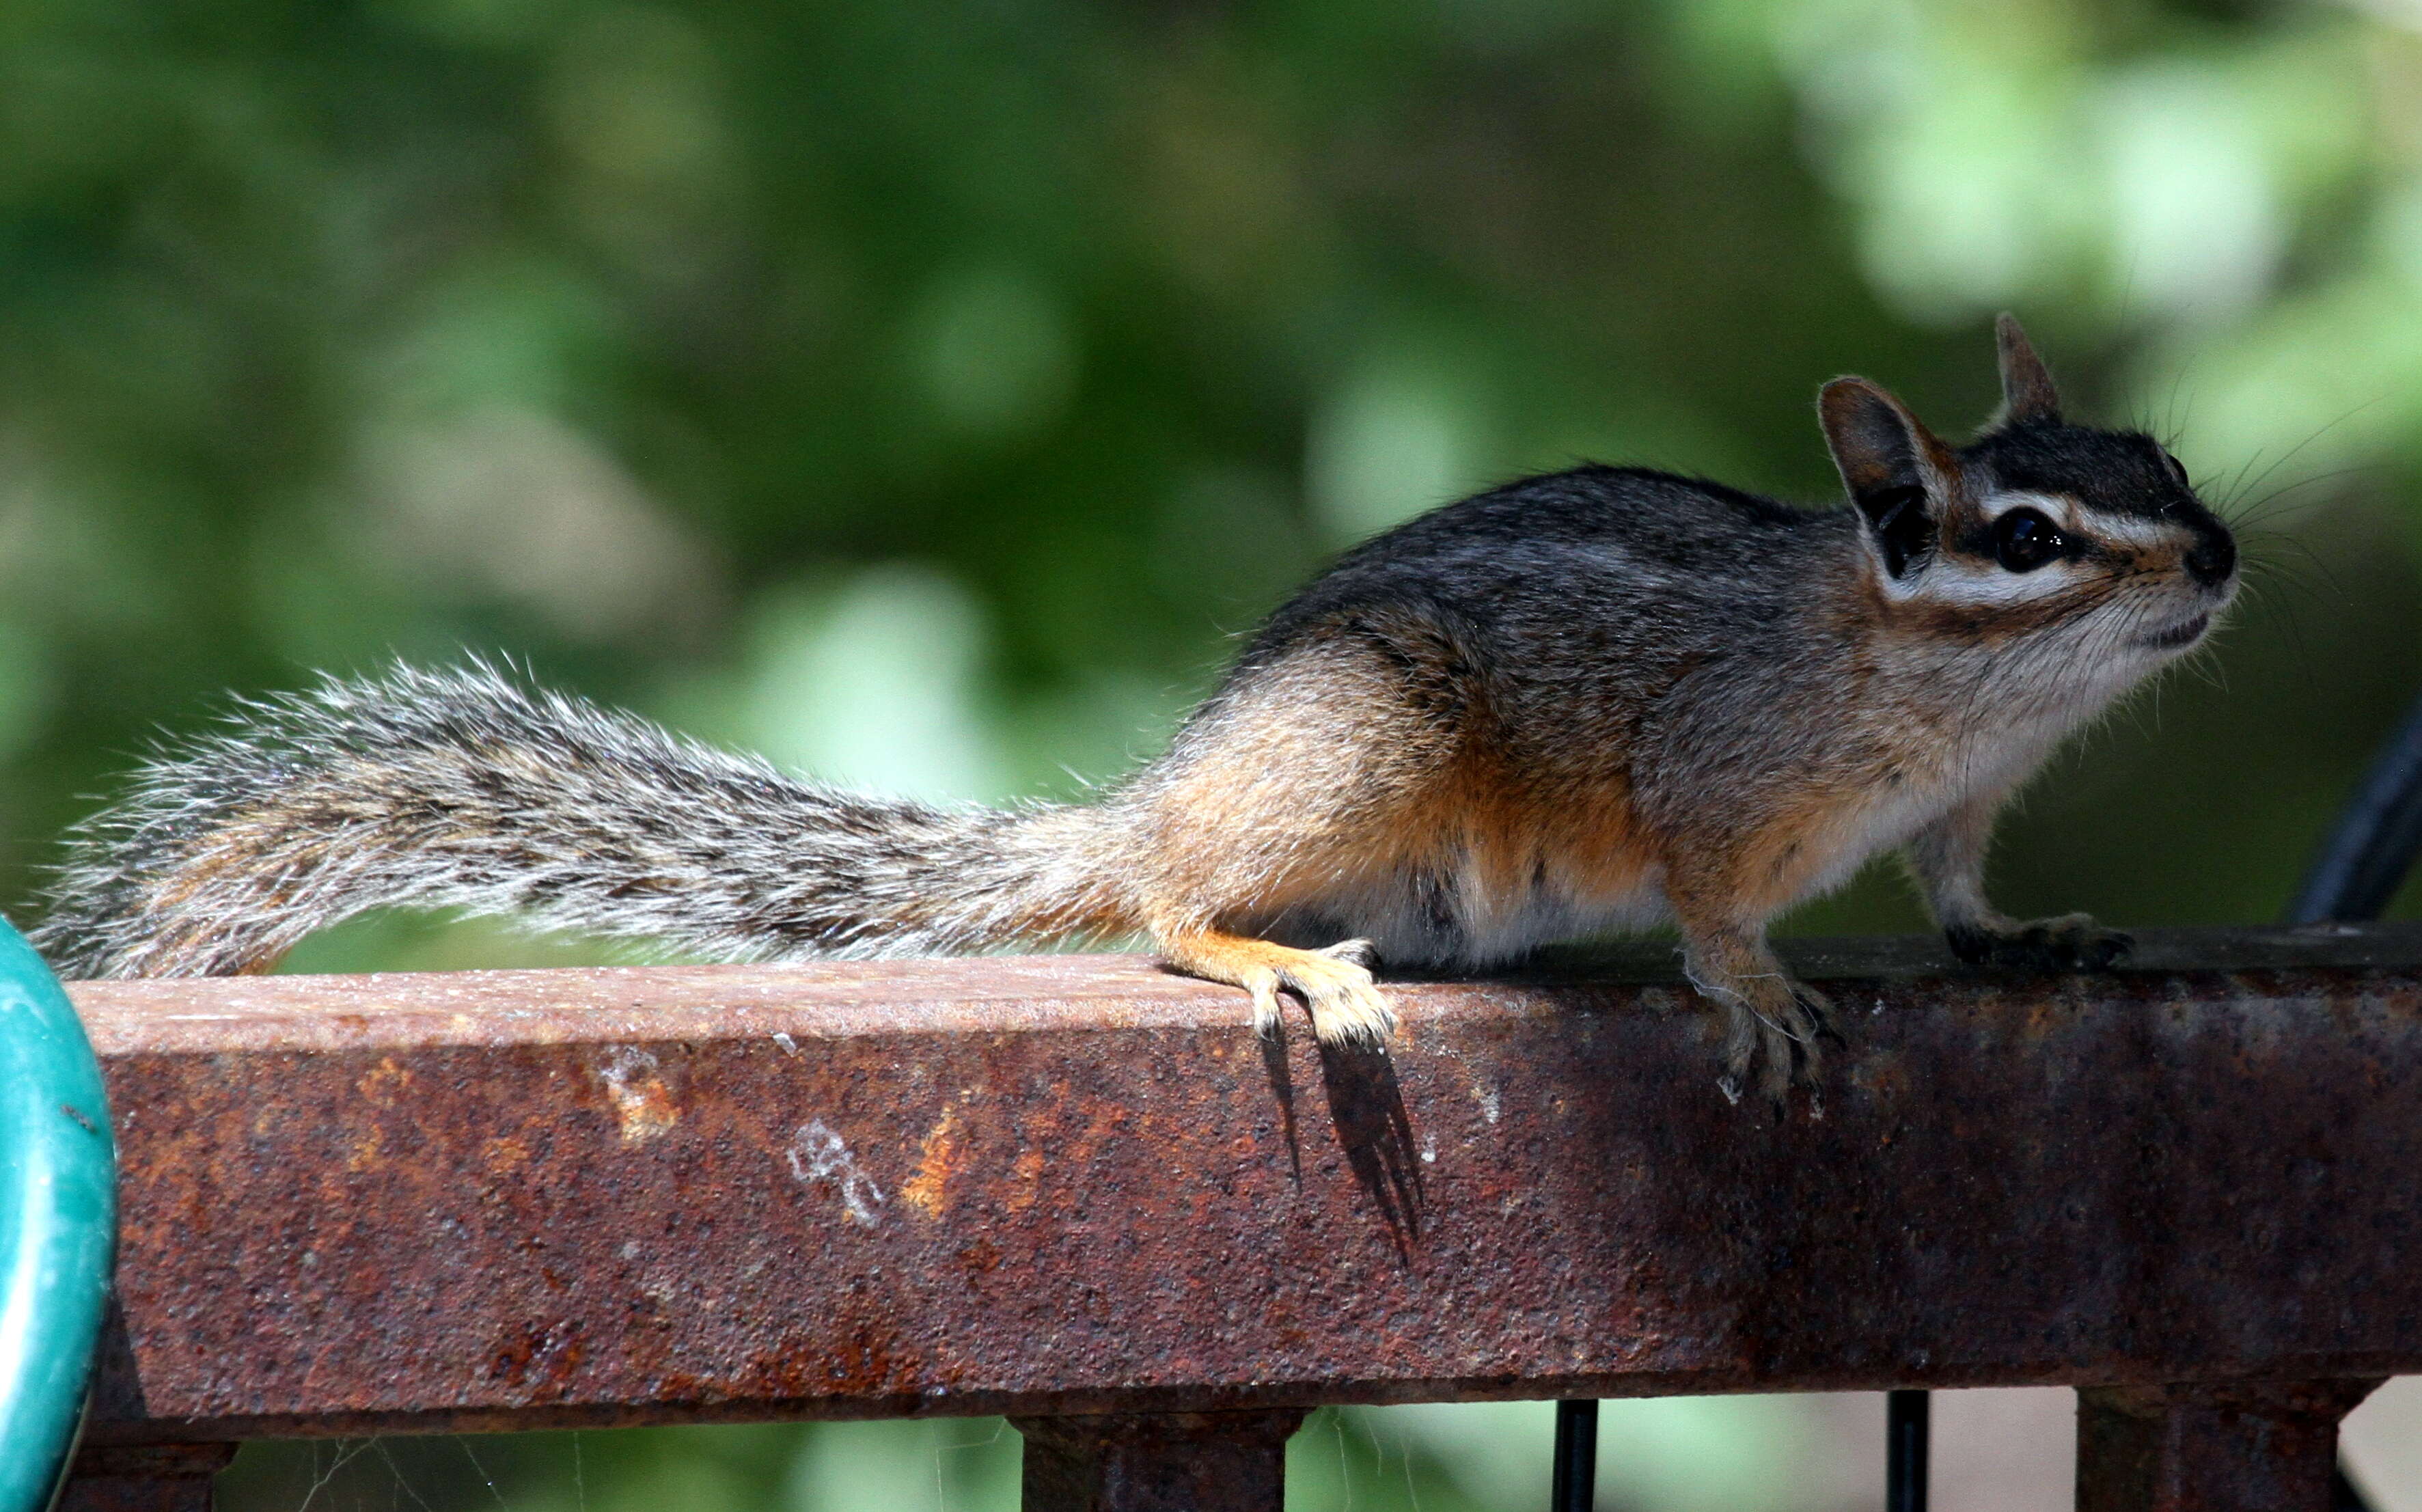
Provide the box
[2162,450,2190,489]
[1993,507,2067,573]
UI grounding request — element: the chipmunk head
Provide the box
[1816,314,2236,671]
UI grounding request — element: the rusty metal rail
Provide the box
[57,924,2422,1510]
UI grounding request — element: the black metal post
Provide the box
[1552,1399,1597,1512]
[2289,688,2422,924]
[1886,1389,1928,1512]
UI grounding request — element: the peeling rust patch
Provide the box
[355,1056,413,1105]
[901,1105,963,1218]
[595,1047,678,1144]
[487,1320,586,1395]
[483,1136,531,1174]
[1006,1149,1045,1213]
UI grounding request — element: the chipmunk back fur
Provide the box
[33,316,2238,1103]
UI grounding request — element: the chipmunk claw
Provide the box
[1248,974,1286,1041]
[1795,982,1846,1049]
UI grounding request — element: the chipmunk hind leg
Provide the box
[1157,926,1394,1045]
[1117,611,1485,1045]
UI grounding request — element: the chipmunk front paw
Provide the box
[1714,978,1834,1108]
[1946,913,2132,972]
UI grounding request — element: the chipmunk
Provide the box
[32,316,2235,1102]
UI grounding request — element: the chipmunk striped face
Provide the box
[1818,316,2235,672]
[1934,423,2236,652]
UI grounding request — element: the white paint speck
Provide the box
[1420,1136,1437,1165]
[1476,1087,1501,1125]
[786,1120,885,1227]
[602,1046,657,1084]
[772,1032,799,1056]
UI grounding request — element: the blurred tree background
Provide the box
[10,0,2422,1507]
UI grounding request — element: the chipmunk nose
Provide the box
[2184,523,2236,588]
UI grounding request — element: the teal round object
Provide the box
[0,920,114,1511]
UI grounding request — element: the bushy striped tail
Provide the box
[31,663,1131,979]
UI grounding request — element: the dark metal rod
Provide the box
[2289,687,2422,924]
[1886,1389,1928,1512]
[2337,1466,2377,1512]
[1552,1399,1597,1512]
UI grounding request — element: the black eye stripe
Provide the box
[1949,499,2210,568]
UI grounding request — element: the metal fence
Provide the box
[57,925,2422,1511]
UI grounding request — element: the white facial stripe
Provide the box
[1889,553,2093,607]
[1979,489,2079,530]
[2080,512,2188,550]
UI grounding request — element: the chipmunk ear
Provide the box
[1819,376,1955,580]
[1993,312,2061,426]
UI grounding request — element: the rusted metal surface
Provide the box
[70,923,2422,1447]
[1013,1410,1305,1511]
[2074,1379,2381,1512]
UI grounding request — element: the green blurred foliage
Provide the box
[14,0,2422,1507]
[214,1401,1847,1512]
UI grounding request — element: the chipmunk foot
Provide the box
[1286,938,1397,1047]
[1157,929,1398,1047]
[1946,913,2132,972]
